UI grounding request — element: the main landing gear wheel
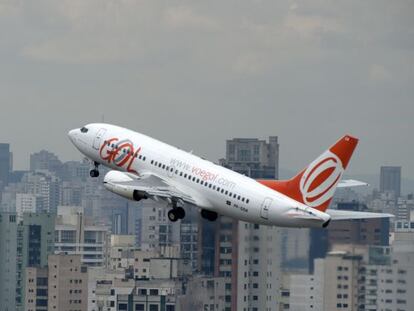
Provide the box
[167,206,186,222]
[90,161,100,178]
[201,209,218,221]
[176,207,185,219]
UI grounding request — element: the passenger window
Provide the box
[162,165,166,169]
[242,198,245,202]
[151,160,154,164]
[192,177,196,181]
[200,181,204,185]
[143,157,146,161]
[238,195,241,200]
[221,189,224,193]
[233,194,237,198]
[246,199,250,204]
[158,163,162,168]
[180,172,183,176]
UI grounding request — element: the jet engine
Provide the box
[103,170,147,201]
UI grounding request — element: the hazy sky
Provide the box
[0,0,413,178]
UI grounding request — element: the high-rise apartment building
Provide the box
[15,193,44,220]
[21,171,61,214]
[199,136,282,310]
[0,212,21,310]
[380,166,402,198]
[19,213,56,311]
[30,150,62,174]
[54,206,110,267]
[139,200,181,253]
[222,136,279,179]
[21,213,56,268]
[288,240,414,311]
[24,254,88,311]
[0,143,11,188]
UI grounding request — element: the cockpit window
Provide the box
[80,127,89,133]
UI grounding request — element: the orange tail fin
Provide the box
[258,135,359,212]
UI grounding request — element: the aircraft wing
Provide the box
[103,171,197,205]
[326,209,394,220]
[337,179,369,188]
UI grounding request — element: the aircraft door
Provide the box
[93,128,107,150]
[260,197,272,219]
[168,162,176,178]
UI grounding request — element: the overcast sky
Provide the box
[0,0,413,178]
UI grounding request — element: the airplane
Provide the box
[68,123,393,228]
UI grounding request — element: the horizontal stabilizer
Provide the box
[337,179,369,188]
[326,209,394,220]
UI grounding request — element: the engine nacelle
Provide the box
[103,171,147,201]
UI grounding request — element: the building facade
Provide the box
[380,166,402,198]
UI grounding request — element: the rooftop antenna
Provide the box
[101,114,105,122]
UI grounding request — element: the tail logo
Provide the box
[299,151,343,208]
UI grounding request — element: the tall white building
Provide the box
[289,249,361,311]
[236,222,282,311]
[54,206,110,267]
[21,171,60,214]
[139,200,181,254]
[287,239,414,311]
[15,193,44,220]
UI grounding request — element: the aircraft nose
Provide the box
[68,129,79,143]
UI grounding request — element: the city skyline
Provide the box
[1,132,412,310]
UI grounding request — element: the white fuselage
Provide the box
[68,123,331,228]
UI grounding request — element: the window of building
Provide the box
[149,289,159,296]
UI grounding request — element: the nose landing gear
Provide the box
[90,162,100,178]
